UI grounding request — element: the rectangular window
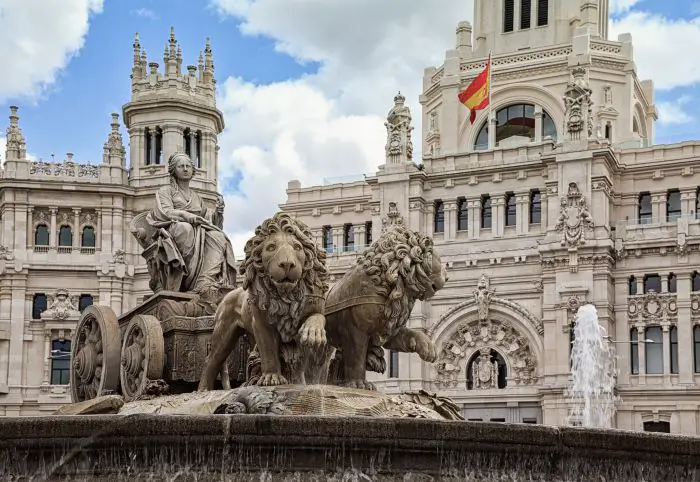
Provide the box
[481,195,492,229]
[628,276,637,295]
[78,294,93,312]
[503,0,515,32]
[365,221,373,246]
[638,192,652,224]
[457,198,469,231]
[643,421,670,433]
[322,225,333,253]
[50,339,71,385]
[522,418,537,424]
[32,293,47,320]
[490,418,506,422]
[668,273,677,293]
[529,190,541,224]
[520,0,532,29]
[537,0,549,27]
[505,192,516,227]
[666,189,681,222]
[645,326,663,374]
[434,201,445,233]
[670,326,678,374]
[389,349,399,378]
[643,274,661,293]
[343,224,354,252]
[630,329,639,375]
[694,326,700,373]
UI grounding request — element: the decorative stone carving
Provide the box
[41,289,80,321]
[384,92,413,164]
[555,182,593,248]
[473,274,495,322]
[628,290,677,323]
[103,113,125,158]
[691,294,700,317]
[471,349,498,389]
[381,201,404,231]
[563,67,594,140]
[0,244,14,261]
[532,279,544,292]
[5,106,26,160]
[435,318,537,389]
[30,159,100,179]
[112,249,126,264]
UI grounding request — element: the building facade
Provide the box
[0,29,225,416]
[281,0,700,434]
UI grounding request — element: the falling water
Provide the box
[567,304,619,428]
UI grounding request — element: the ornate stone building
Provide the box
[281,0,700,434]
[0,29,226,415]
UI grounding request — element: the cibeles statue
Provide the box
[131,152,238,316]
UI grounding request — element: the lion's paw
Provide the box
[257,373,288,386]
[344,379,376,391]
[299,314,327,347]
[409,331,437,363]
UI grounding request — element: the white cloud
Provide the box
[610,13,700,90]
[212,0,471,255]
[131,8,156,19]
[609,0,642,14]
[657,95,694,125]
[0,0,103,102]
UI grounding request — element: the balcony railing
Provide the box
[323,244,369,255]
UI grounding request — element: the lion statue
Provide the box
[198,211,332,390]
[324,225,448,390]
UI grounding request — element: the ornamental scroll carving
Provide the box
[471,349,498,390]
[563,67,594,140]
[555,182,593,249]
[627,291,677,325]
[435,318,537,389]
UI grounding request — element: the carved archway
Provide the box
[429,284,544,390]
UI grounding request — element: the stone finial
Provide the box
[5,105,27,161]
[385,92,413,164]
[133,32,141,66]
[204,37,215,82]
[103,113,125,164]
[456,20,472,49]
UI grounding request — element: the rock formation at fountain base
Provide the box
[2,414,700,481]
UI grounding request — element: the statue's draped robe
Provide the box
[146,185,236,294]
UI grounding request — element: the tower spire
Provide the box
[5,106,27,161]
[103,113,125,166]
[203,38,215,84]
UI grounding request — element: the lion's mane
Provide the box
[357,225,436,334]
[240,212,329,343]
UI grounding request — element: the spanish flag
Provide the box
[458,54,491,124]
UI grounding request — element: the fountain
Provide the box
[2,158,700,479]
[567,303,619,428]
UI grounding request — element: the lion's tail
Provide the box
[366,333,387,374]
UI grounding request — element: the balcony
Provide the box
[615,214,699,248]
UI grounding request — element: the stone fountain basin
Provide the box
[2,413,700,481]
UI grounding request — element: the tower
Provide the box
[122,29,224,193]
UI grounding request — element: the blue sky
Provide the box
[0,0,698,253]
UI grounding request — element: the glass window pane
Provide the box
[58,225,72,247]
[81,226,96,247]
[434,201,445,233]
[35,224,49,246]
[645,326,663,374]
[630,328,639,375]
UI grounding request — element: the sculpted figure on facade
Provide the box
[473,274,495,322]
[555,182,593,248]
[199,211,331,390]
[323,225,448,389]
[381,201,404,232]
[563,67,594,140]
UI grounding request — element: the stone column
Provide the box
[42,329,52,386]
[662,323,671,383]
[517,192,530,235]
[72,208,81,249]
[443,201,455,241]
[636,325,646,385]
[493,195,504,238]
[534,107,543,142]
[354,224,365,249]
[112,204,124,253]
[469,199,480,239]
[49,207,57,249]
[651,192,664,223]
[26,208,33,247]
[681,189,695,218]
[425,204,435,238]
[7,273,28,388]
[148,128,156,166]
[541,192,549,230]
[488,115,497,149]
[189,130,198,166]
[677,272,694,384]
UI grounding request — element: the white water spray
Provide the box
[566,304,619,428]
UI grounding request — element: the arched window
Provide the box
[81,226,95,247]
[474,103,557,150]
[35,224,49,246]
[32,293,47,320]
[434,200,445,233]
[58,225,72,247]
[78,294,93,312]
[467,349,507,389]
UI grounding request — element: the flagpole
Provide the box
[487,49,493,126]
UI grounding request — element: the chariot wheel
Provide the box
[70,305,121,403]
[120,314,164,401]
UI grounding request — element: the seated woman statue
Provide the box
[146,152,237,315]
